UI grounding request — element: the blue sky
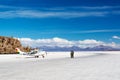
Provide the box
[0,0,120,48]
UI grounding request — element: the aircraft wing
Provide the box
[28,50,38,55]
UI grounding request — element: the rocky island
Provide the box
[0,36,30,54]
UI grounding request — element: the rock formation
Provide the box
[0,36,30,54]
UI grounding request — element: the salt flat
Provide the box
[0,51,120,80]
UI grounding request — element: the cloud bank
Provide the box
[18,37,119,48]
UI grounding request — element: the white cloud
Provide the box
[0,5,119,19]
[78,39,103,45]
[1,5,120,10]
[112,36,120,40]
[18,37,73,48]
[78,6,120,10]
[0,5,120,19]
[73,29,120,33]
[18,37,119,48]
[0,10,120,19]
[0,10,108,18]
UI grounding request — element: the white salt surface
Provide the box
[0,51,120,80]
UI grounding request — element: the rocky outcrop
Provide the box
[0,36,30,54]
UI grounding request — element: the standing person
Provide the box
[70,50,74,58]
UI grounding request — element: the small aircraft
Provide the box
[15,48,47,58]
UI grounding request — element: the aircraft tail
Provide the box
[15,48,24,54]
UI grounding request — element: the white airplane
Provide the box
[15,48,47,58]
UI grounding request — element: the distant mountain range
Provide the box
[38,45,120,51]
